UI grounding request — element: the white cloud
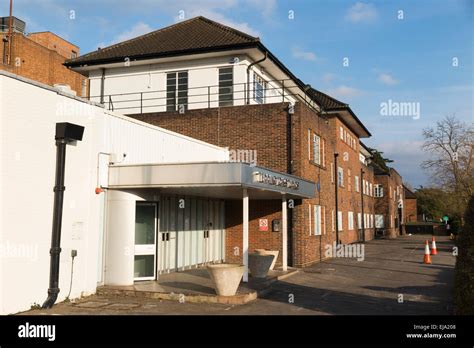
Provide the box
[345,2,378,23]
[378,73,399,85]
[322,73,335,83]
[96,22,154,49]
[292,47,317,61]
[328,85,364,99]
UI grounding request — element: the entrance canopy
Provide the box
[108,162,316,200]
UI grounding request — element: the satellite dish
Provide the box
[230,57,239,64]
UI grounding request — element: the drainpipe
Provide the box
[360,168,365,243]
[246,52,268,104]
[334,153,339,245]
[42,123,84,309]
[6,0,13,65]
[100,68,106,104]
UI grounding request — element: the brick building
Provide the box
[66,16,405,271]
[0,16,87,96]
[374,167,405,238]
[403,185,418,222]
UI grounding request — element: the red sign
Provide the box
[259,219,268,231]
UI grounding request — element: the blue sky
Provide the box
[5,0,473,187]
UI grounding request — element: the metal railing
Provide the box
[89,78,321,115]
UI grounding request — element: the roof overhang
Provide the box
[326,108,371,138]
[108,162,316,200]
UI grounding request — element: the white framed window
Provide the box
[308,204,312,236]
[366,181,369,195]
[375,214,384,228]
[340,127,344,140]
[313,134,321,165]
[308,129,311,160]
[357,213,362,229]
[370,214,374,228]
[166,70,189,111]
[348,211,354,230]
[321,139,326,166]
[331,209,335,231]
[374,184,382,197]
[314,205,322,236]
[355,176,360,192]
[253,72,266,104]
[219,67,233,107]
[369,183,373,196]
[338,167,344,187]
[337,211,343,231]
[322,206,326,234]
[362,179,366,194]
[348,169,352,192]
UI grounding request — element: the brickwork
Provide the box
[0,32,87,96]
[130,101,376,267]
[374,169,404,238]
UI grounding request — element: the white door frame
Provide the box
[134,202,158,281]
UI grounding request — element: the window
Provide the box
[71,50,77,59]
[308,205,312,236]
[371,215,374,228]
[348,169,352,192]
[166,71,188,111]
[340,127,344,140]
[219,67,233,106]
[348,211,354,230]
[314,205,322,236]
[321,139,326,166]
[331,209,335,231]
[357,213,362,229]
[338,167,344,187]
[313,134,321,164]
[369,183,373,196]
[337,211,343,231]
[355,176,360,192]
[366,181,369,195]
[362,179,366,194]
[374,184,384,197]
[389,186,392,198]
[322,206,326,234]
[308,129,311,160]
[375,214,384,228]
[253,72,266,104]
[390,214,393,228]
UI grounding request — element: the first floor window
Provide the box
[340,127,344,140]
[219,67,233,106]
[337,211,343,231]
[357,213,362,229]
[338,167,344,187]
[348,211,354,230]
[374,184,384,197]
[313,134,321,164]
[166,71,188,111]
[331,209,335,231]
[314,205,322,236]
[253,72,266,104]
[375,214,384,228]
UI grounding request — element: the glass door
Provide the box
[134,203,157,281]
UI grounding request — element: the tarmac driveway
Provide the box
[22,234,455,315]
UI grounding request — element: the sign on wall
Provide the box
[259,219,269,231]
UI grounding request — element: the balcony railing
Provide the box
[89,78,320,115]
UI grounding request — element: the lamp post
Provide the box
[42,122,84,309]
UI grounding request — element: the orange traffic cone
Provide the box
[423,240,432,264]
[431,236,438,255]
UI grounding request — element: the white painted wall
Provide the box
[0,72,228,314]
[89,54,296,115]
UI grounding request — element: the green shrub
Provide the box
[454,194,474,314]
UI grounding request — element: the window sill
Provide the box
[309,160,326,170]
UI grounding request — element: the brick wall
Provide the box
[28,32,79,59]
[374,169,404,238]
[130,101,375,267]
[0,32,87,96]
[405,198,417,222]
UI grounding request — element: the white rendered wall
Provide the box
[0,72,228,314]
[89,54,296,114]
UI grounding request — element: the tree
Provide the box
[422,115,473,212]
[368,148,394,173]
[415,187,445,221]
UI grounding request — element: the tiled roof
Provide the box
[306,88,348,110]
[65,16,260,67]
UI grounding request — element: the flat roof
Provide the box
[108,162,316,200]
